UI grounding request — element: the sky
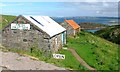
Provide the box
[0,2,119,17]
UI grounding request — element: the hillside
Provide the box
[95,25,120,44]
[79,22,108,29]
[67,30,118,70]
[1,15,119,70]
[0,15,16,29]
[2,30,118,70]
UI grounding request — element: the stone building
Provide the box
[2,15,66,53]
[60,19,81,36]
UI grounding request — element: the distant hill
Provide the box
[95,25,120,44]
[79,22,108,30]
[0,15,16,29]
[52,16,119,25]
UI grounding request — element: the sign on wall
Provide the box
[53,54,65,59]
[11,23,30,30]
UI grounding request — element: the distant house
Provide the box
[60,19,80,36]
[2,15,66,53]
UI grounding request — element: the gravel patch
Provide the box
[1,51,66,70]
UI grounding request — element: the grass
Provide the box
[67,30,119,70]
[1,30,119,70]
[0,15,16,30]
[1,15,119,70]
[0,23,2,29]
[2,30,118,70]
[2,47,87,70]
[95,25,120,44]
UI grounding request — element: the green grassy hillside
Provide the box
[3,30,118,70]
[1,15,119,70]
[95,25,120,44]
[67,30,119,70]
[0,15,16,29]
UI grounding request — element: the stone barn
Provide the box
[60,19,81,36]
[2,15,66,53]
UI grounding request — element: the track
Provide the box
[68,48,96,70]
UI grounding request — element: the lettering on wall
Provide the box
[11,23,30,30]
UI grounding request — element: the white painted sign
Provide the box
[53,54,65,59]
[11,23,30,30]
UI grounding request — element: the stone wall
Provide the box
[60,22,81,36]
[2,16,65,54]
[75,28,80,35]
[2,16,50,52]
[50,33,63,53]
[60,22,74,36]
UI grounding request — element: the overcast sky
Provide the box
[0,2,118,17]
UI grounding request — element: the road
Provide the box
[0,51,66,70]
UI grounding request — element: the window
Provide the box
[23,39,27,42]
[24,31,26,34]
[7,29,9,31]
[33,38,36,40]
[12,30,17,34]
[13,31,17,33]
[30,16,44,26]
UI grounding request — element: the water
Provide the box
[85,29,100,33]
[52,17,119,33]
[52,17,119,25]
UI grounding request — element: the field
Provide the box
[2,47,87,70]
[2,30,118,70]
[1,15,119,70]
[67,30,118,70]
[95,25,120,44]
[0,15,16,29]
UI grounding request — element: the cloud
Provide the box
[0,3,7,6]
[1,0,120,2]
[63,2,118,17]
[10,3,24,6]
[2,2,118,17]
[1,3,24,7]
[96,11,100,14]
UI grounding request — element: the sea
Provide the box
[52,17,119,33]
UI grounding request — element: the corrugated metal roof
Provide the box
[23,15,66,37]
[65,20,80,30]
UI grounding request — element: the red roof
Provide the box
[65,20,80,30]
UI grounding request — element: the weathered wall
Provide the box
[60,22,81,36]
[50,33,63,53]
[60,22,74,36]
[75,28,80,35]
[2,16,50,52]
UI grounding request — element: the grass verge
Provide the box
[1,47,87,70]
